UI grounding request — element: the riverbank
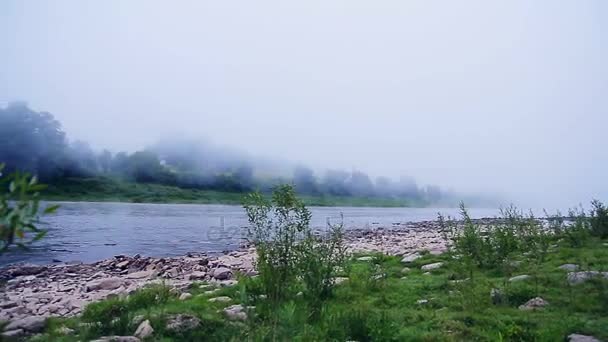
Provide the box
[0,220,448,325]
[1,225,607,341]
[42,177,424,207]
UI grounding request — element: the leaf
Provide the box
[33,231,47,241]
[9,181,16,193]
[43,204,60,214]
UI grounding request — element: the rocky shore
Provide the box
[0,218,491,330]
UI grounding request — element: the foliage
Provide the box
[243,184,346,317]
[244,184,312,303]
[0,164,59,252]
[590,199,608,238]
[34,235,608,342]
[0,102,448,205]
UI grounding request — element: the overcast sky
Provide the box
[1,1,607,208]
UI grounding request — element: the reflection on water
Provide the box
[0,202,500,265]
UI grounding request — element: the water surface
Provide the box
[1,202,500,266]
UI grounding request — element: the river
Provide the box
[0,202,500,266]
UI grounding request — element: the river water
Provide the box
[0,202,500,266]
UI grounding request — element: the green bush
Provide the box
[590,199,608,238]
[243,184,346,317]
[0,164,59,252]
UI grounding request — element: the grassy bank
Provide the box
[30,237,608,341]
[42,177,419,207]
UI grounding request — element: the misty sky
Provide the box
[1,1,607,208]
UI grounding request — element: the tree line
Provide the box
[0,102,443,202]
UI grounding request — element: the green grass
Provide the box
[41,177,419,207]
[31,238,608,341]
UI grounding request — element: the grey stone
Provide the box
[421,262,444,271]
[179,292,193,300]
[208,296,231,303]
[5,316,46,333]
[91,336,141,342]
[558,264,580,272]
[567,271,608,285]
[518,297,549,310]
[1,329,24,339]
[165,314,201,333]
[86,277,125,291]
[509,274,531,282]
[212,267,232,280]
[223,304,249,321]
[401,267,411,274]
[401,253,421,263]
[134,320,154,339]
[568,334,601,342]
[356,256,374,261]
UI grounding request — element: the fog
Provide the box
[1,1,607,208]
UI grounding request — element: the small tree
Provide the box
[0,164,59,253]
[243,184,346,316]
[244,185,311,303]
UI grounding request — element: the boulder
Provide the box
[5,316,46,333]
[401,267,411,274]
[208,296,232,303]
[126,270,154,280]
[332,277,349,285]
[165,314,201,333]
[134,320,154,339]
[356,256,374,262]
[568,334,601,342]
[91,336,140,342]
[86,277,125,292]
[509,275,531,282]
[212,267,232,280]
[1,329,24,339]
[179,293,193,301]
[567,271,608,285]
[558,264,580,272]
[223,304,249,321]
[421,262,443,271]
[518,297,549,310]
[401,253,421,263]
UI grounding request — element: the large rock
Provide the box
[165,314,201,333]
[518,297,549,310]
[212,267,232,280]
[134,320,154,339]
[126,270,154,280]
[91,337,140,342]
[223,304,249,321]
[567,271,608,285]
[1,329,24,339]
[558,264,580,272]
[5,316,46,333]
[179,293,193,301]
[401,253,421,263]
[356,256,374,262]
[421,262,443,271]
[509,275,531,282]
[568,334,601,342]
[86,277,125,292]
[208,296,232,303]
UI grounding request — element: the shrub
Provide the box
[0,164,59,252]
[243,184,311,303]
[589,199,608,238]
[243,184,346,318]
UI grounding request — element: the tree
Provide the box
[322,169,351,196]
[126,151,174,184]
[0,102,67,180]
[348,170,375,197]
[293,165,318,195]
